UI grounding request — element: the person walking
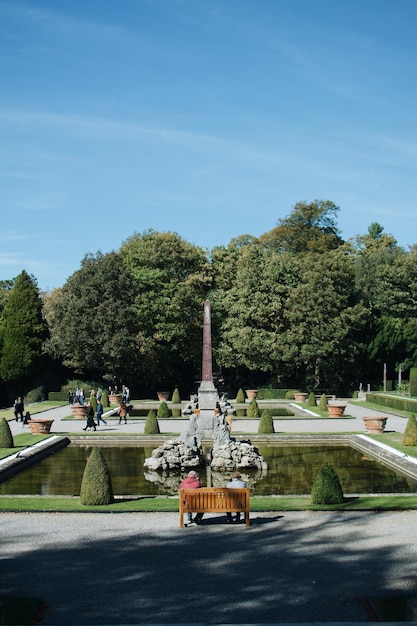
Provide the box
[83,401,96,431]
[226,471,247,523]
[96,400,107,426]
[118,403,128,424]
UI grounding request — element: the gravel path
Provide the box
[3,510,417,624]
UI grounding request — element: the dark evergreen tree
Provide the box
[311,461,344,504]
[80,446,114,505]
[0,271,48,387]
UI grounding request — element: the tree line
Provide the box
[1,199,416,402]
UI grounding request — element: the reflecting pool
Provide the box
[1,443,416,496]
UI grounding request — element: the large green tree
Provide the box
[0,271,48,386]
[260,199,344,254]
[45,252,140,385]
[120,230,212,389]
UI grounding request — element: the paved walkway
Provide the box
[8,400,409,437]
[9,401,407,435]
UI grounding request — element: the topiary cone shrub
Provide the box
[171,387,181,417]
[235,388,246,416]
[247,398,261,418]
[403,414,417,446]
[311,461,344,505]
[80,446,114,506]
[318,393,328,411]
[258,409,275,433]
[144,409,160,434]
[307,392,317,407]
[0,417,14,448]
[157,401,170,418]
[101,390,110,408]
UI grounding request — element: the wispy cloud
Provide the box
[0,1,131,44]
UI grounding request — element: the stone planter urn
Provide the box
[294,392,308,403]
[363,416,387,434]
[71,405,88,420]
[327,403,347,417]
[245,389,259,400]
[28,418,54,434]
[109,394,123,405]
[157,391,170,401]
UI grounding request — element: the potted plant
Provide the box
[327,403,347,417]
[363,416,387,434]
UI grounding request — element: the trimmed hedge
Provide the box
[258,409,275,433]
[0,417,14,448]
[258,388,300,400]
[311,461,344,505]
[144,409,160,434]
[171,387,181,417]
[157,401,171,418]
[366,393,417,413]
[80,447,114,506]
[403,414,417,446]
[48,392,67,401]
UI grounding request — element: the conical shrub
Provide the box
[311,461,344,504]
[144,409,160,434]
[318,393,328,411]
[157,401,170,418]
[403,414,417,446]
[171,387,181,417]
[247,398,261,418]
[236,388,246,416]
[0,417,14,448]
[90,396,98,413]
[101,390,110,408]
[80,446,114,506]
[307,392,317,407]
[258,409,275,433]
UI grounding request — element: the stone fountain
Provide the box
[144,300,267,474]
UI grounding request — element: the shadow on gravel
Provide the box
[3,512,416,625]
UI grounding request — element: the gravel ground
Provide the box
[3,510,417,624]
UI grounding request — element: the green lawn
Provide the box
[1,494,417,512]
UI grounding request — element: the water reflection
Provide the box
[0,444,416,496]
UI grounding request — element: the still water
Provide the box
[1,444,416,496]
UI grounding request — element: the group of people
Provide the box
[82,399,106,431]
[68,388,85,405]
[180,470,247,525]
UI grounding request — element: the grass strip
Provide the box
[1,494,417,512]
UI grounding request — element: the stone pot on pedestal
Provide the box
[109,394,123,405]
[28,418,54,434]
[157,391,170,401]
[245,389,259,400]
[363,416,387,434]
[294,392,308,403]
[327,403,347,417]
[71,405,88,420]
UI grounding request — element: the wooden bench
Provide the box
[179,487,250,527]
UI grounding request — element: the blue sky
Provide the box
[1,0,417,291]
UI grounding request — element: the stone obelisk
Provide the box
[198,299,219,419]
